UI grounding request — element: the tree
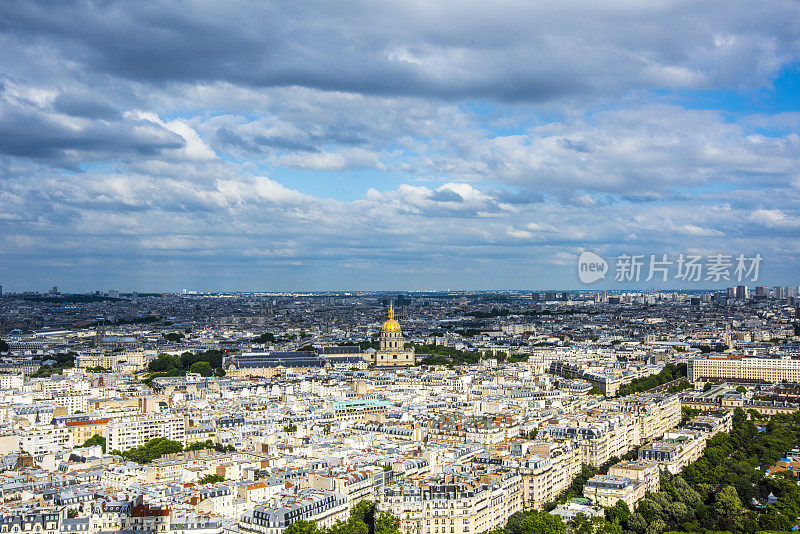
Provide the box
[0,339,8,352]
[574,513,622,534]
[604,500,630,527]
[374,512,400,534]
[149,353,180,372]
[285,520,319,534]
[67,509,78,518]
[713,486,744,532]
[81,434,106,453]
[189,361,213,376]
[283,423,298,433]
[735,385,747,393]
[253,333,275,343]
[351,500,376,534]
[198,474,225,484]
[703,382,713,391]
[627,513,647,534]
[520,510,566,534]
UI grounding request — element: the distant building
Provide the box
[688,354,800,384]
[365,303,415,367]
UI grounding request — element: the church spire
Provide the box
[388,300,394,321]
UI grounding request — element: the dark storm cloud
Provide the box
[0,95,185,166]
[52,91,120,120]
[2,0,799,101]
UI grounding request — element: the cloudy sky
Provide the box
[1,0,799,292]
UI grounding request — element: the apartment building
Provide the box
[615,393,680,443]
[517,442,581,509]
[307,466,391,509]
[18,425,72,455]
[0,507,61,534]
[539,413,639,467]
[683,411,732,436]
[106,413,186,452]
[607,460,660,494]
[638,429,706,474]
[51,393,91,414]
[688,354,800,384]
[329,399,392,421]
[239,490,348,534]
[378,476,511,534]
[425,414,517,446]
[65,418,110,447]
[583,474,647,509]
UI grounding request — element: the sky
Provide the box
[1,0,799,292]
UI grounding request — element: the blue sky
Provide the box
[1,0,799,292]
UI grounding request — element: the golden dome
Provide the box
[381,302,401,332]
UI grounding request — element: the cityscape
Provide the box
[0,288,798,534]
[2,1,800,534]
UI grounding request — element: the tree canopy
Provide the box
[618,363,687,396]
[81,434,106,452]
[284,501,399,534]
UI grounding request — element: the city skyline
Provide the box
[1,1,800,291]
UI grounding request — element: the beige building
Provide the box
[366,303,415,367]
[378,474,518,534]
[615,394,681,444]
[519,442,582,509]
[307,466,387,510]
[688,354,800,384]
[66,418,110,447]
[637,429,706,474]
[607,460,660,494]
[583,474,647,510]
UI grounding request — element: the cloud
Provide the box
[0,84,186,166]
[1,0,799,101]
[1,0,799,290]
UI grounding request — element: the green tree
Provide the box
[189,361,213,376]
[574,513,622,534]
[520,510,566,534]
[713,486,744,532]
[149,353,180,372]
[81,434,106,453]
[351,500,376,534]
[374,512,400,534]
[0,339,8,352]
[604,500,630,527]
[198,474,225,484]
[285,520,319,534]
[253,333,276,343]
[627,513,647,534]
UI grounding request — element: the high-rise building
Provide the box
[754,286,767,298]
[735,285,748,299]
[774,286,786,300]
